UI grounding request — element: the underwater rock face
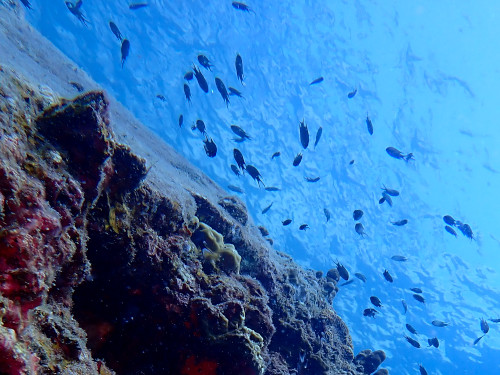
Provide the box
[0,3,387,375]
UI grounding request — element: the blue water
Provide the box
[23,1,500,374]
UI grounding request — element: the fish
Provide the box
[353,210,363,221]
[381,192,393,207]
[401,299,408,314]
[203,138,217,157]
[335,260,349,280]
[404,335,421,348]
[355,223,366,237]
[192,119,207,135]
[282,219,292,226]
[363,308,378,318]
[129,3,148,10]
[366,115,373,135]
[193,66,209,93]
[156,94,167,102]
[391,255,408,262]
[233,149,246,172]
[183,83,191,103]
[347,89,357,98]
[266,238,274,246]
[445,225,457,237]
[340,280,355,287]
[391,219,408,226]
[489,318,500,323]
[228,87,243,97]
[349,159,355,165]
[457,222,475,240]
[481,318,489,334]
[310,77,324,85]
[246,165,264,187]
[324,208,331,222]
[427,337,439,348]
[265,187,280,192]
[413,294,425,304]
[69,81,84,92]
[197,54,213,71]
[406,324,418,335]
[410,288,423,293]
[305,177,320,182]
[370,296,382,308]
[314,127,323,148]
[230,164,240,176]
[184,71,194,81]
[271,152,281,159]
[230,125,251,140]
[65,1,88,26]
[232,1,255,13]
[227,185,243,193]
[120,39,130,68]
[383,270,393,283]
[215,77,230,107]
[473,335,484,345]
[432,320,449,327]
[178,114,183,127]
[109,21,123,41]
[443,215,455,226]
[419,364,428,375]
[386,146,414,162]
[293,153,303,167]
[299,120,309,149]
[355,273,366,282]
[20,0,32,9]
[261,202,273,214]
[235,54,244,83]
[299,224,309,231]
[382,186,399,196]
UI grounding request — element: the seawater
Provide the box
[24,1,500,374]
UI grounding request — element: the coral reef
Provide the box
[0,3,387,374]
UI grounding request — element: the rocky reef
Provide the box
[0,2,388,374]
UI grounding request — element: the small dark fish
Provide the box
[347,89,357,98]
[246,165,264,186]
[401,299,408,314]
[230,125,251,140]
[370,296,382,308]
[413,294,425,304]
[366,115,373,135]
[261,202,273,214]
[228,87,243,97]
[383,270,393,283]
[233,149,246,172]
[353,209,363,221]
[410,288,423,293]
[192,119,207,135]
[391,219,408,226]
[406,324,418,335]
[481,318,489,334]
[386,146,414,162]
[299,224,309,231]
[391,255,408,262]
[203,137,217,157]
[335,260,349,281]
[363,308,378,318]
[324,208,331,222]
[293,153,303,167]
[193,66,209,93]
[69,81,84,92]
[457,222,475,240]
[232,1,255,13]
[473,335,484,345]
[355,223,366,237]
[109,21,123,41]
[354,273,366,282]
[235,54,244,83]
[309,77,324,85]
[20,0,32,9]
[305,177,320,182]
[230,164,240,177]
[445,225,457,237]
[265,187,280,192]
[282,219,292,226]
[432,320,449,327]
[121,39,130,68]
[340,279,355,287]
[184,71,194,81]
[266,238,274,246]
[419,364,428,375]
[381,192,393,207]
[271,152,281,159]
[314,127,322,148]
[227,185,243,194]
[65,1,88,26]
[299,120,309,149]
[428,337,439,348]
[258,226,269,237]
[443,215,455,226]
[156,94,167,102]
[178,114,183,127]
[129,3,148,10]
[183,83,191,103]
[197,54,213,71]
[489,318,500,323]
[382,185,399,196]
[404,335,421,348]
[215,77,230,107]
